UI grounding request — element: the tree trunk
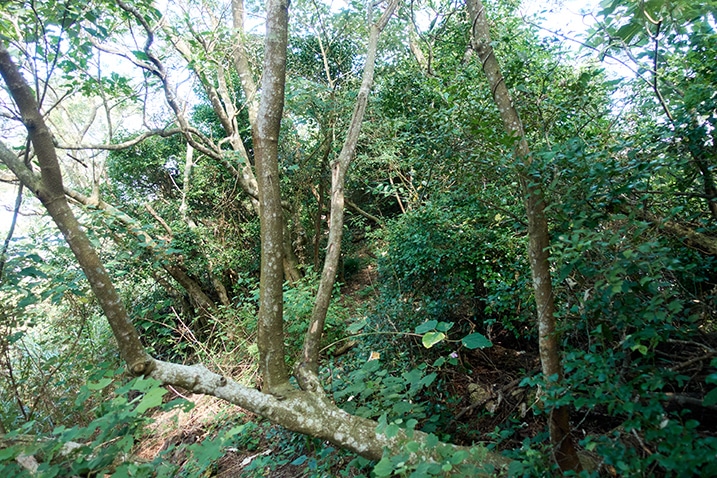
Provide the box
[465,0,581,472]
[147,359,511,471]
[296,0,400,390]
[251,0,292,395]
[0,44,152,375]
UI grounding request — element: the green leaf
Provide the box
[704,388,717,407]
[134,387,167,414]
[462,333,492,349]
[18,266,47,278]
[0,446,19,461]
[130,377,163,393]
[347,319,367,333]
[419,372,437,388]
[373,456,394,477]
[415,320,438,334]
[131,50,149,61]
[615,22,643,44]
[385,423,400,438]
[422,331,445,349]
[87,377,113,390]
[630,343,648,355]
[450,450,468,464]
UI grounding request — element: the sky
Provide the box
[521,0,600,36]
[0,0,604,241]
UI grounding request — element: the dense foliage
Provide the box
[1,0,715,476]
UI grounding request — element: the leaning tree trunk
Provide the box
[296,0,400,391]
[0,45,152,375]
[466,0,582,472]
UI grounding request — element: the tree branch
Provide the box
[57,128,183,151]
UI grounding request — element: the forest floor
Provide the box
[130,261,549,476]
[131,261,717,477]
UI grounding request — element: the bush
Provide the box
[0,369,189,477]
[377,194,532,338]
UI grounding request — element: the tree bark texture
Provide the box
[252,0,291,394]
[146,359,511,471]
[465,0,581,472]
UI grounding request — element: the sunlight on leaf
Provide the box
[422,331,445,349]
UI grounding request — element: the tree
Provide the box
[5,0,714,474]
[0,0,510,470]
[465,0,581,471]
[588,0,717,226]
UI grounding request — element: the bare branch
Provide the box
[0,182,23,280]
[145,203,173,238]
[57,128,183,151]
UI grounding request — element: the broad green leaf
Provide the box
[347,319,367,333]
[87,377,113,390]
[419,372,437,388]
[125,377,163,393]
[450,450,468,464]
[405,441,420,453]
[415,320,438,334]
[422,331,445,349]
[615,22,644,44]
[462,333,492,349]
[435,321,454,332]
[373,456,394,477]
[704,388,717,407]
[134,387,167,414]
[0,446,19,461]
[385,423,400,438]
